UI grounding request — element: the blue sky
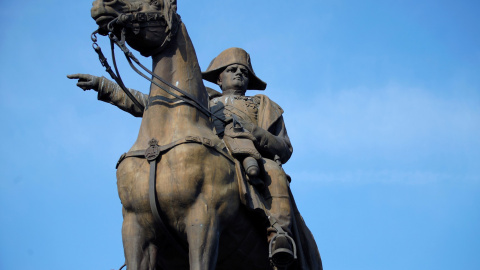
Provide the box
[1,1,479,269]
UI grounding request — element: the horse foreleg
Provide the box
[185,201,220,270]
[122,209,158,270]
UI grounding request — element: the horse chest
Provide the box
[116,158,152,212]
[116,147,219,213]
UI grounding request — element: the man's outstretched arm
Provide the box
[67,74,148,117]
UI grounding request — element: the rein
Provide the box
[91,12,227,124]
[92,30,146,111]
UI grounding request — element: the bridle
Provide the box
[91,11,226,124]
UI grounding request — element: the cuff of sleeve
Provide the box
[97,76,109,101]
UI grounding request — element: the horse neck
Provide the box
[133,22,213,148]
[150,23,208,105]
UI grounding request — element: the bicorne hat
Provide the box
[202,47,267,90]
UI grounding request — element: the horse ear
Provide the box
[169,0,177,12]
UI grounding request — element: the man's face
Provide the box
[217,64,250,93]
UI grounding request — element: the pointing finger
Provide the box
[67,74,89,80]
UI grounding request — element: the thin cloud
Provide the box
[282,84,480,184]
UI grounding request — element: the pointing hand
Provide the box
[67,74,100,91]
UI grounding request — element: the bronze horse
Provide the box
[87,0,321,269]
[90,0,270,269]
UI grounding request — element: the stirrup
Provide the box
[269,232,297,268]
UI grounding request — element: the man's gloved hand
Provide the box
[67,74,101,91]
[236,117,269,143]
[236,117,257,133]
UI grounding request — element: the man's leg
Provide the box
[262,159,292,237]
[261,158,295,267]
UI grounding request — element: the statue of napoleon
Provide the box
[69,46,321,269]
[68,48,321,268]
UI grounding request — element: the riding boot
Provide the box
[261,158,295,267]
[267,196,295,268]
[266,196,292,240]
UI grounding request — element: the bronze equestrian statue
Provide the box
[68,1,322,269]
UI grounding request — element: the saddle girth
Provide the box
[115,136,234,253]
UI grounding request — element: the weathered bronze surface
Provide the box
[68,1,322,269]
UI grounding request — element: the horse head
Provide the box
[91,0,180,56]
